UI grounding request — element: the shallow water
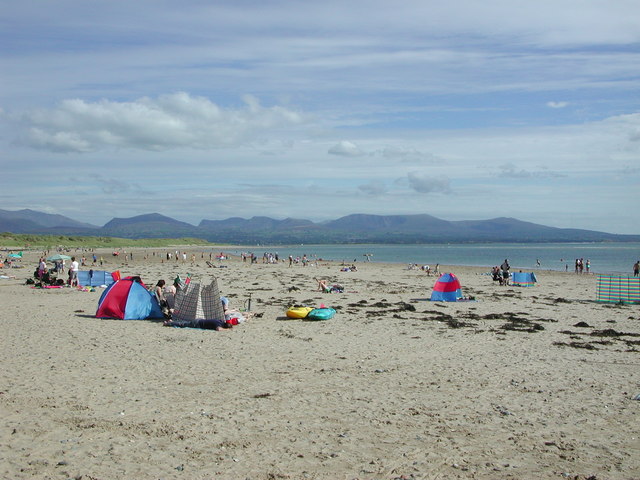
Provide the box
[231,242,640,274]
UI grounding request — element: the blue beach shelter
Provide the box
[78,270,116,287]
[430,273,464,302]
[512,272,537,287]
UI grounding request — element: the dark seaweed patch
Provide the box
[348,300,369,307]
[553,341,598,350]
[370,301,392,308]
[573,321,591,328]
[591,329,640,338]
[393,302,416,312]
[424,313,454,322]
[446,318,474,329]
[553,297,572,304]
[501,321,545,333]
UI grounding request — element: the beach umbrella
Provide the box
[46,254,72,262]
[8,252,23,258]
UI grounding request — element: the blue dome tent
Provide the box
[430,273,464,302]
[96,276,163,320]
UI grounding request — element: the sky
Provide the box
[1,1,639,234]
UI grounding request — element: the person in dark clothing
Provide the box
[163,318,232,330]
[501,259,510,285]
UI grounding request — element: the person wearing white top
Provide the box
[69,257,79,286]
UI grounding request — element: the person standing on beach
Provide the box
[634,261,639,277]
[68,256,79,287]
[38,257,47,279]
[501,259,510,285]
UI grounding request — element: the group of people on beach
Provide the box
[340,264,358,272]
[35,256,79,287]
[1,257,16,269]
[491,259,511,285]
[575,258,590,274]
[405,263,439,275]
[153,278,178,315]
[155,277,250,330]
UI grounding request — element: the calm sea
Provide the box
[233,243,640,274]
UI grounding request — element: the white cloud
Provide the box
[15,93,304,152]
[2,2,640,233]
[406,172,452,194]
[94,175,147,195]
[328,140,366,157]
[547,101,569,109]
[377,146,440,164]
[358,180,387,196]
[498,163,566,179]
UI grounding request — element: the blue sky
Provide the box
[1,0,639,233]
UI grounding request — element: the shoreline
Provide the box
[4,244,632,273]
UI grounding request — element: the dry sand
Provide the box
[1,247,639,480]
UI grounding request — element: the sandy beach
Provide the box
[1,247,638,480]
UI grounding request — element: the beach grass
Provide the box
[0,232,214,249]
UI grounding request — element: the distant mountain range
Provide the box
[1,208,639,244]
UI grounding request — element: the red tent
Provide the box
[96,276,163,320]
[430,273,463,302]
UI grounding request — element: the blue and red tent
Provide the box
[430,273,464,302]
[96,276,164,320]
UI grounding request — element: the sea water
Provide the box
[234,242,640,274]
